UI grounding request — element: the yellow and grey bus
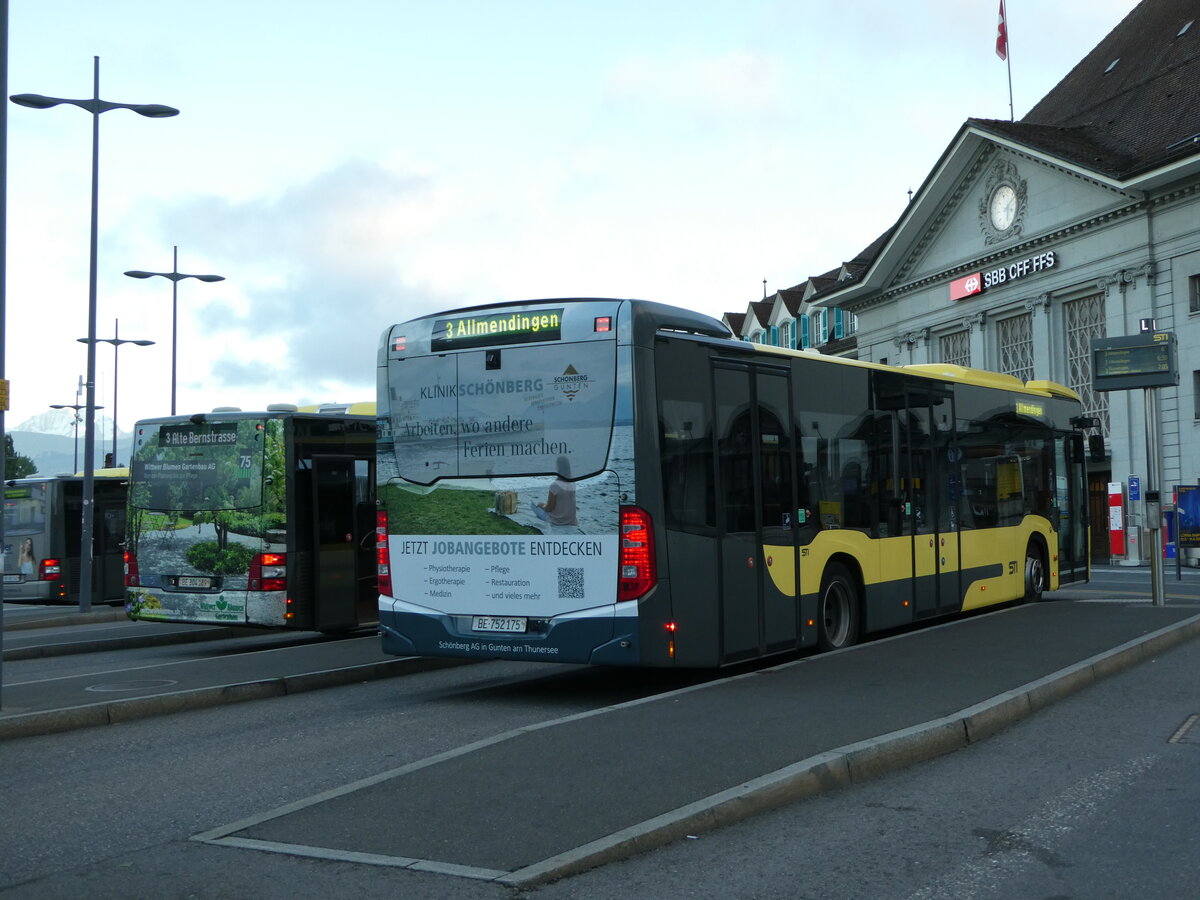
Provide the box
[376,298,1090,667]
[124,403,377,632]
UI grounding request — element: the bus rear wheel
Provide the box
[818,563,860,652]
[1024,542,1047,602]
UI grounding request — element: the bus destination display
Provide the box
[430,308,564,351]
[1091,332,1178,391]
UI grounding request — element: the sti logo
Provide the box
[950,272,983,301]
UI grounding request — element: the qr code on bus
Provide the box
[557,567,584,599]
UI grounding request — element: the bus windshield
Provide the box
[129,420,265,511]
[387,339,617,484]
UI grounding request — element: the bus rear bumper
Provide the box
[379,607,640,665]
[2,580,65,604]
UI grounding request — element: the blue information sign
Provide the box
[1128,476,1141,502]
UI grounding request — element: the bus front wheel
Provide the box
[1024,542,1047,602]
[818,563,860,652]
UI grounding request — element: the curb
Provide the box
[2,625,264,661]
[499,610,1200,887]
[0,655,472,740]
[2,607,128,632]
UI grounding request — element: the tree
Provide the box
[4,434,37,478]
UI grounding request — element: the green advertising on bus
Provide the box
[124,403,377,632]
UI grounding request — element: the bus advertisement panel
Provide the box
[377,300,653,664]
[3,481,50,597]
[126,417,279,625]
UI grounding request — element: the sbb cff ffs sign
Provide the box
[1091,332,1178,392]
[950,251,1058,301]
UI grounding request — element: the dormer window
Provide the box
[1179,20,1193,37]
[1104,58,1120,74]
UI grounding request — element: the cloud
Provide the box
[606,49,786,123]
[155,160,451,400]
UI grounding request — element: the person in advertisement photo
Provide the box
[18,537,36,575]
[533,455,578,526]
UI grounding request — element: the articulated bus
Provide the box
[3,469,129,605]
[375,298,1090,667]
[124,403,377,632]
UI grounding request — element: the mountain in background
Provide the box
[6,409,128,476]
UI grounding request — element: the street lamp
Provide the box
[49,402,104,472]
[11,56,178,612]
[78,319,153,466]
[125,246,224,415]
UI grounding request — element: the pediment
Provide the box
[890,143,1138,286]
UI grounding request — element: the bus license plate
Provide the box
[472,615,526,633]
[178,576,212,589]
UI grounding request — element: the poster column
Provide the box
[1108,482,1127,562]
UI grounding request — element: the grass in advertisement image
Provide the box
[381,482,541,536]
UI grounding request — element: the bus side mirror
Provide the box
[1088,435,1105,461]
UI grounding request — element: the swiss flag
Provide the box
[996,0,1009,60]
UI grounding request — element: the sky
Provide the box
[2,0,1143,441]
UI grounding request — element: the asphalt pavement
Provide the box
[196,599,1200,887]
[5,591,1200,889]
[0,605,464,737]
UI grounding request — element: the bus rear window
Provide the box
[129,420,265,511]
[4,485,48,535]
[385,341,616,483]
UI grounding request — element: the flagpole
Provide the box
[1006,17,1014,121]
[1008,14,1017,120]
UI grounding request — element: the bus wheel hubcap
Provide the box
[823,586,849,644]
[1026,555,1044,593]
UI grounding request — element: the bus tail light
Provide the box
[619,505,656,601]
[39,558,62,581]
[376,510,393,597]
[124,550,140,587]
[249,552,286,591]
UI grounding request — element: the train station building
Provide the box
[730,0,1200,565]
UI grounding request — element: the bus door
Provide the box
[902,385,960,618]
[311,455,359,631]
[95,486,128,603]
[1055,431,1090,583]
[713,362,797,662]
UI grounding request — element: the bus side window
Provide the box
[840,460,869,529]
[656,339,719,531]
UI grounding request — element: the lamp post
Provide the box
[11,57,178,612]
[125,246,224,415]
[78,319,153,466]
[48,402,103,472]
